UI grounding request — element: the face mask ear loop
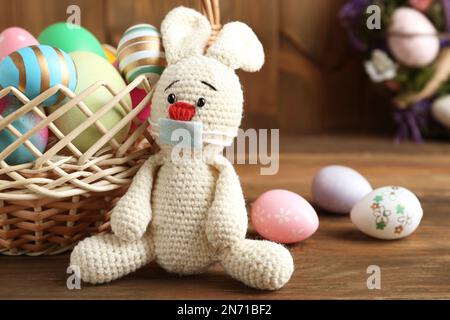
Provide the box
[149,119,160,128]
[148,119,160,137]
[149,119,161,136]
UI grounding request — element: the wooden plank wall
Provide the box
[0,0,394,135]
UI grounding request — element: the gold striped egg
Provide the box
[117,24,166,87]
[0,45,77,107]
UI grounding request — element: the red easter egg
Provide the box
[130,88,151,132]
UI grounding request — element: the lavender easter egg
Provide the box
[0,45,77,106]
[0,97,48,165]
[251,189,319,244]
[388,7,439,67]
[351,186,423,240]
[0,27,39,62]
[312,165,372,214]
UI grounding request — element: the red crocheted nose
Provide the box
[169,102,196,121]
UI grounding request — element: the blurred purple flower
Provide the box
[391,99,445,143]
[339,0,375,52]
[346,32,368,51]
[441,0,450,33]
[339,0,374,21]
[439,38,450,48]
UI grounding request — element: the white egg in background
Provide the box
[431,95,450,129]
[388,7,440,67]
[351,186,423,240]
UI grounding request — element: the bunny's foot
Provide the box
[70,232,155,284]
[219,239,294,290]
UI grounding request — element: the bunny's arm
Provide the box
[110,153,164,242]
[205,156,248,251]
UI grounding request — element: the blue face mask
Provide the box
[157,118,203,148]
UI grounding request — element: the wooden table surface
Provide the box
[1,135,449,300]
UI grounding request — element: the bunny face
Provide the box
[150,55,243,148]
[150,6,264,150]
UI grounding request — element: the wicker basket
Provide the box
[0,0,221,256]
[0,75,156,256]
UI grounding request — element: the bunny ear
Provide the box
[206,22,265,72]
[161,6,212,65]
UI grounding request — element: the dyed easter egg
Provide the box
[388,7,439,67]
[130,88,151,132]
[113,59,120,72]
[0,96,48,165]
[38,22,106,59]
[0,45,77,106]
[0,97,6,109]
[117,24,166,86]
[431,95,450,129]
[49,51,131,153]
[102,44,117,64]
[251,189,319,244]
[0,27,39,62]
[312,165,372,214]
[351,186,423,240]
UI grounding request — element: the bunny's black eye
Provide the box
[197,97,206,108]
[167,93,177,104]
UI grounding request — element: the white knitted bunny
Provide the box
[70,6,294,290]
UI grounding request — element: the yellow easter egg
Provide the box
[102,44,117,64]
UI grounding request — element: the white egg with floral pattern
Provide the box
[351,186,423,240]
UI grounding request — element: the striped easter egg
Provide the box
[0,45,77,107]
[117,24,166,86]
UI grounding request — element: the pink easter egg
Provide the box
[130,88,151,132]
[0,27,39,62]
[113,59,120,72]
[251,189,319,244]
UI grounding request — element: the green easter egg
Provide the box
[49,51,131,153]
[38,22,106,59]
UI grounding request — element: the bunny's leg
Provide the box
[70,232,155,284]
[219,239,294,290]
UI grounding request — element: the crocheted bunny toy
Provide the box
[70,6,294,290]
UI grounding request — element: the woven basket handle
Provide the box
[200,0,221,50]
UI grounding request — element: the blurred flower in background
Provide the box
[409,0,433,12]
[364,49,397,82]
[340,0,450,142]
[339,0,374,51]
